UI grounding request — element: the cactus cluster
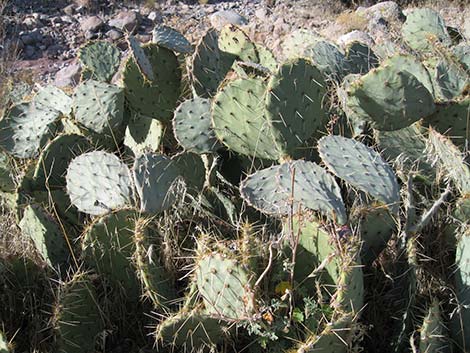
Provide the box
[0,5,470,353]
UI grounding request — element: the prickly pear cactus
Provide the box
[78,40,120,82]
[66,151,133,216]
[19,205,69,268]
[122,43,181,121]
[0,152,16,193]
[218,24,259,63]
[155,309,227,350]
[212,77,280,160]
[265,58,328,156]
[173,97,219,154]
[318,135,400,213]
[190,28,235,97]
[123,113,163,156]
[133,153,182,214]
[33,134,91,189]
[127,35,155,81]
[52,273,103,353]
[453,232,470,351]
[72,79,125,141]
[419,299,447,353]
[402,8,451,53]
[195,252,255,319]
[346,62,436,131]
[82,209,141,299]
[240,160,347,224]
[0,331,9,353]
[34,85,72,116]
[152,24,192,54]
[0,102,61,159]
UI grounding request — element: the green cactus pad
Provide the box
[173,96,219,154]
[383,54,435,97]
[66,151,133,216]
[346,63,435,131]
[133,153,182,214]
[133,218,175,308]
[424,97,470,148]
[122,43,181,121]
[156,310,226,349]
[0,152,16,192]
[344,41,379,75]
[333,257,364,314]
[78,41,120,82]
[402,8,451,53]
[265,58,328,156]
[152,24,192,54]
[212,77,281,160]
[190,28,235,97]
[82,209,141,300]
[218,24,259,63]
[433,59,469,100]
[195,252,255,319]
[375,124,435,182]
[309,40,347,80]
[124,114,163,156]
[453,44,470,71]
[318,135,400,212]
[33,134,91,189]
[19,205,68,268]
[255,44,278,71]
[427,128,470,195]
[240,160,347,224]
[298,315,353,353]
[282,29,322,59]
[34,85,72,116]
[419,299,447,353]
[454,232,470,350]
[52,273,103,353]
[72,79,125,137]
[0,102,61,159]
[172,152,205,192]
[351,205,396,265]
[127,35,155,81]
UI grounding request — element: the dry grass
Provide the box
[335,10,369,32]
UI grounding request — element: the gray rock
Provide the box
[209,10,248,30]
[63,4,75,15]
[106,29,123,41]
[255,8,269,20]
[338,30,375,47]
[357,1,403,22]
[148,11,162,23]
[80,15,104,33]
[20,30,43,46]
[108,11,140,32]
[54,62,82,88]
[23,45,37,60]
[23,16,43,28]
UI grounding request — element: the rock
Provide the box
[20,30,43,46]
[338,30,375,47]
[464,17,470,41]
[23,45,37,60]
[23,17,43,28]
[80,16,104,33]
[148,11,162,23]
[108,11,140,32]
[63,4,76,15]
[255,8,269,20]
[46,44,66,58]
[106,29,123,41]
[135,34,152,43]
[357,1,403,22]
[209,10,248,30]
[54,62,82,88]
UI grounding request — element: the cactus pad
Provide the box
[402,8,451,53]
[265,58,328,156]
[173,97,219,154]
[152,24,192,54]
[133,153,182,214]
[19,205,68,268]
[218,24,258,63]
[78,41,120,82]
[318,135,400,212]
[240,160,347,224]
[346,63,435,131]
[0,102,60,159]
[124,114,163,156]
[66,151,133,215]
[72,79,125,136]
[34,85,72,116]
[127,35,155,81]
[212,77,280,160]
[122,43,181,121]
[195,252,255,319]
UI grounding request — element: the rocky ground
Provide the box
[0,0,469,87]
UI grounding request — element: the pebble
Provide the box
[80,15,104,33]
[209,10,248,30]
